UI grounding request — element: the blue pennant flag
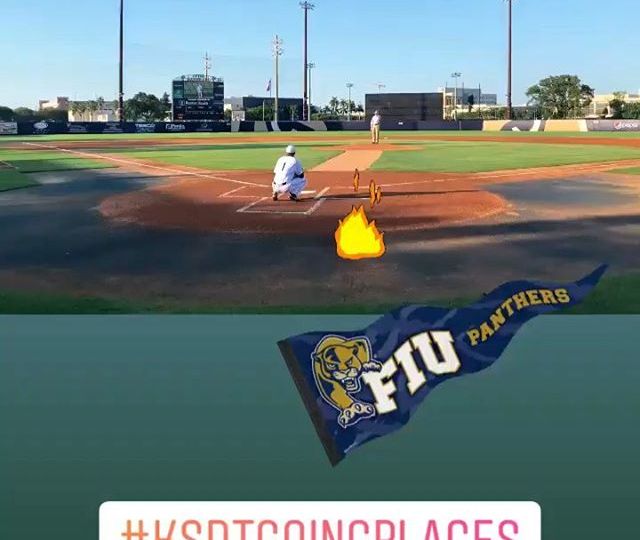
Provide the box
[278,265,607,465]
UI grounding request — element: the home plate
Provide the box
[236,187,330,215]
[237,196,318,215]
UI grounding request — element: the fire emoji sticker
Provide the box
[335,206,386,260]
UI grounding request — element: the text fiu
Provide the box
[361,331,461,414]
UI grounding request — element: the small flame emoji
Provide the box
[369,180,383,208]
[335,205,386,260]
[353,169,360,192]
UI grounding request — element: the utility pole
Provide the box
[204,52,211,81]
[346,83,354,121]
[506,0,513,120]
[307,62,315,120]
[451,72,461,120]
[272,35,283,122]
[300,2,314,121]
[118,0,124,123]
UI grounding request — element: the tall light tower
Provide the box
[118,0,124,122]
[204,52,212,81]
[376,83,386,94]
[451,72,461,119]
[307,62,316,120]
[346,83,354,121]
[300,2,315,121]
[506,0,514,120]
[272,35,283,122]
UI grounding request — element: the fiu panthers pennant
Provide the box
[278,265,607,465]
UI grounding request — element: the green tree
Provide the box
[95,96,106,119]
[245,104,274,121]
[160,92,171,120]
[329,97,339,115]
[36,109,67,122]
[86,100,99,121]
[467,93,475,112]
[70,101,87,121]
[608,98,625,119]
[0,106,14,121]
[526,75,594,119]
[124,92,166,121]
[622,102,640,119]
[13,107,36,120]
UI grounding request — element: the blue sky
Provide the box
[1,0,638,109]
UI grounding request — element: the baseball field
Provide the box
[1,129,640,313]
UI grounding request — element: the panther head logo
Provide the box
[312,335,382,428]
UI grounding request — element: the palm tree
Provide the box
[70,101,88,121]
[86,100,98,122]
[329,97,339,115]
[338,99,348,117]
[95,97,105,120]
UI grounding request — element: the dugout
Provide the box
[365,93,443,122]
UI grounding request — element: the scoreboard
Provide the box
[172,75,224,121]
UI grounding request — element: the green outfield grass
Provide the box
[1,272,637,314]
[2,129,640,144]
[0,149,114,173]
[0,169,37,191]
[105,144,341,170]
[372,140,640,172]
[609,166,640,175]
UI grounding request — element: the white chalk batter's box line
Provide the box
[237,187,330,215]
[220,186,318,200]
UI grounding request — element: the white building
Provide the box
[67,100,118,122]
[38,97,70,111]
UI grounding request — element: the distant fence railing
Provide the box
[2,118,639,136]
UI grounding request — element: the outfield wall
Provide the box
[1,119,640,136]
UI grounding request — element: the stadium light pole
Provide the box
[118,0,124,123]
[506,0,514,120]
[300,2,315,121]
[272,35,283,122]
[307,62,316,120]
[346,83,354,121]
[451,72,461,120]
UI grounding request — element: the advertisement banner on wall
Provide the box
[67,123,90,134]
[135,123,157,133]
[164,122,187,133]
[0,122,18,135]
[587,119,640,131]
[102,122,124,134]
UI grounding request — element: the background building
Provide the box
[587,91,640,117]
[442,87,498,107]
[365,93,443,122]
[38,97,70,111]
[224,96,304,121]
[67,100,117,122]
[440,87,499,119]
[172,74,224,121]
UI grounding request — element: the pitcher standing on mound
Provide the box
[370,110,382,144]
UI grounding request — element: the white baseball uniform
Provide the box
[371,113,381,143]
[272,155,307,197]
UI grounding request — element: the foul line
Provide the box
[377,160,640,188]
[22,142,268,188]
